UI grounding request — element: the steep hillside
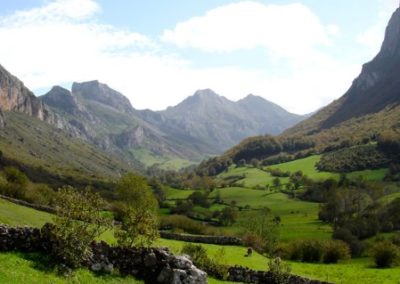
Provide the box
[0,111,133,186]
[285,8,400,138]
[141,89,305,153]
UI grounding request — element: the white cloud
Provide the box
[357,0,398,52]
[162,1,335,58]
[0,0,369,114]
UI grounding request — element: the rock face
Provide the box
[0,65,51,123]
[321,8,400,129]
[0,109,4,127]
[72,81,135,115]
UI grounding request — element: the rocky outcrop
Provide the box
[0,224,207,284]
[71,81,135,114]
[41,86,83,115]
[0,65,51,122]
[0,109,4,127]
[90,241,207,284]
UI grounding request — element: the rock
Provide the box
[91,263,102,272]
[144,251,157,267]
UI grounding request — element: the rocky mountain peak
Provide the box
[319,7,400,129]
[379,8,400,58]
[71,81,134,114]
[0,64,51,124]
[41,86,82,114]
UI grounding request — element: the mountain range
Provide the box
[0,64,305,172]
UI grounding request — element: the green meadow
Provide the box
[2,196,400,283]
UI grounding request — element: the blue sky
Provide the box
[0,0,398,114]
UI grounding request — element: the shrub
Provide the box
[281,240,350,264]
[323,240,351,263]
[370,241,400,268]
[333,228,366,257]
[114,173,159,247]
[242,233,265,253]
[160,215,206,235]
[44,186,112,269]
[181,244,229,280]
[268,257,291,284]
[1,167,28,198]
[300,240,324,263]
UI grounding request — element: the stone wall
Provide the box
[0,224,207,284]
[160,231,243,246]
[228,266,332,284]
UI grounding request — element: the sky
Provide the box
[0,0,398,114]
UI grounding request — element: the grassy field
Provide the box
[1,197,400,284]
[164,187,195,199]
[0,252,142,284]
[216,156,388,191]
[209,188,332,241]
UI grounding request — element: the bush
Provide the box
[242,233,265,253]
[281,240,350,264]
[300,240,324,263]
[181,244,229,280]
[1,167,28,198]
[323,240,351,263]
[268,257,291,284]
[45,186,112,269]
[160,215,206,235]
[370,241,400,268]
[114,173,159,247]
[333,229,366,257]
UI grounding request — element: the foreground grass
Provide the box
[0,198,52,227]
[1,197,399,284]
[0,252,143,284]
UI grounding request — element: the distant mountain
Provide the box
[41,83,305,168]
[285,8,400,140]
[141,89,306,154]
[41,81,205,169]
[0,66,134,185]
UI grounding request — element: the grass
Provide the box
[0,198,52,227]
[0,197,399,284]
[217,156,388,191]
[0,252,143,284]
[164,187,195,199]
[209,188,332,241]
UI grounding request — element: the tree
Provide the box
[243,207,280,256]
[219,206,238,226]
[114,173,159,247]
[273,178,281,190]
[44,186,112,269]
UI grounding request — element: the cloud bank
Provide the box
[0,0,393,114]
